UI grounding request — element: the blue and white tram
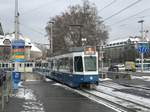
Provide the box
[47,47,99,88]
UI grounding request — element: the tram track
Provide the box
[75,89,129,112]
[49,82,133,112]
[99,83,150,99]
[98,82,150,95]
[42,78,150,112]
[81,89,150,112]
[117,82,150,91]
[81,89,136,112]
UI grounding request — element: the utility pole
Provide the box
[14,0,19,72]
[100,41,104,72]
[15,0,19,40]
[138,20,144,72]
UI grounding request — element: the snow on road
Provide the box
[131,76,150,81]
[13,82,45,112]
[96,85,150,111]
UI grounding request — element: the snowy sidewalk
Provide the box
[5,78,116,112]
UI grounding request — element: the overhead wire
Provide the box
[21,0,56,16]
[20,23,45,36]
[3,18,46,37]
[98,0,117,13]
[103,0,142,21]
[110,8,150,26]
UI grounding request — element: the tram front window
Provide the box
[74,56,83,72]
[84,56,96,71]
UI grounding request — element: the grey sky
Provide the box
[0,0,150,44]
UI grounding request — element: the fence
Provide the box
[0,71,12,112]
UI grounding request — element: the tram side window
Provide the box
[44,63,48,68]
[51,61,54,70]
[74,56,83,72]
[6,64,8,68]
[70,58,73,72]
[49,61,53,70]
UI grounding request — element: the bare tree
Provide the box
[46,0,109,54]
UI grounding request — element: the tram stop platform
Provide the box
[4,73,116,112]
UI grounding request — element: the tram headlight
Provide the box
[90,76,93,80]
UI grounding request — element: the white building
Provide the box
[0,33,42,61]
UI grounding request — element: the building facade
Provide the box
[103,36,150,66]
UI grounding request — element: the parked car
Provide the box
[108,65,119,72]
[125,61,136,72]
[115,64,125,71]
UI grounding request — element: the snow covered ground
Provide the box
[51,78,150,112]
[96,85,150,110]
[131,75,150,81]
[13,82,45,112]
[12,76,150,112]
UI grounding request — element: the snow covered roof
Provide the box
[108,38,129,45]
[107,37,140,45]
[0,33,41,53]
[31,43,41,52]
[5,33,32,46]
[104,36,143,48]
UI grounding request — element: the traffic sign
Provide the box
[137,42,149,54]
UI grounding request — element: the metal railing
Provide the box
[0,71,12,112]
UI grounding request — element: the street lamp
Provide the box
[138,20,144,72]
[48,21,54,54]
[81,38,87,47]
[138,20,144,40]
[100,41,104,71]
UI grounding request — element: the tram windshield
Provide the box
[74,56,83,72]
[84,56,96,71]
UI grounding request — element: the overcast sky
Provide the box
[1,0,150,44]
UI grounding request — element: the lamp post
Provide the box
[15,0,19,40]
[48,21,54,54]
[138,20,144,72]
[100,41,104,72]
[81,38,87,47]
